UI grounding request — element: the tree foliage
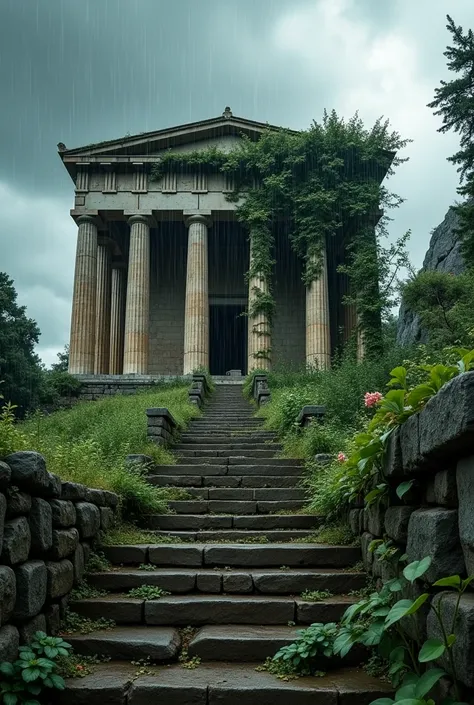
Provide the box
[152,110,410,361]
[428,14,474,264]
[0,272,43,414]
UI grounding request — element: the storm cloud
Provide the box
[0,0,472,364]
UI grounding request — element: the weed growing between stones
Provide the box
[343,560,365,573]
[178,626,201,669]
[130,657,158,678]
[60,609,116,635]
[100,523,183,545]
[138,563,157,571]
[0,632,72,705]
[127,585,171,600]
[300,590,334,602]
[85,551,111,573]
[56,653,109,679]
[70,580,108,600]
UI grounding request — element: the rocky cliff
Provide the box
[397,205,465,346]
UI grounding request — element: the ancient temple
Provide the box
[59,109,386,378]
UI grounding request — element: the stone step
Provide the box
[177,449,286,458]
[178,437,278,445]
[155,529,315,542]
[149,465,303,478]
[63,626,180,661]
[183,487,307,500]
[189,420,264,426]
[172,457,302,467]
[166,500,305,514]
[87,567,365,596]
[175,445,282,453]
[61,662,393,705]
[148,474,302,488]
[145,595,296,625]
[144,514,319,531]
[102,543,360,568]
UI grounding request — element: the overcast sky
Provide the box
[0,0,472,366]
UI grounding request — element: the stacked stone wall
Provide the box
[76,375,188,401]
[352,371,474,689]
[0,451,119,661]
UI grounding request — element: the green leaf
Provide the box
[418,638,446,663]
[369,700,394,705]
[387,367,408,390]
[397,480,415,499]
[394,700,426,705]
[404,593,430,615]
[415,669,446,698]
[43,646,58,659]
[0,663,15,677]
[395,684,416,701]
[385,600,417,628]
[22,668,41,682]
[403,557,432,582]
[389,647,406,663]
[447,634,456,648]
[49,674,66,690]
[406,384,435,408]
[433,576,461,588]
[3,694,18,705]
[461,576,474,590]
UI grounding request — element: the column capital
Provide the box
[76,214,100,227]
[127,213,153,227]
[183,211,212,228]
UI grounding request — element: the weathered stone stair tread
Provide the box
[87,566,365,595]
[101,543,360,567]
[167,499,305,514]
[178,436,279,444]
[153,463,303,475]
[178,449,284,457]
[188,624,300,660]
[144,514,320,530]
[149,475,303,488]
[61,662,392,705]
[170,457,303,467]
[155,529,315,541]
[183,487,307,500]
[63,626,180,660]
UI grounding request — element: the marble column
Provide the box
[183,214,210,375]
[357,314,366,361]
[247,233,271,372]
[109,264,126,374]
[123,215,150,374]
[94,242,112,374]
[69,215,98,374]
[306,246,331,369]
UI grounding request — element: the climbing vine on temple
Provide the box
[151,110,410,361]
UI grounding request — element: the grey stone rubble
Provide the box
[60,381,390,704]
[0,450,119,661]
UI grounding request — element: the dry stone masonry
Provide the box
[0,451,118,662]
[355,371,474,689]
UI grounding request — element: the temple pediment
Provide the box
[58,109,291,160]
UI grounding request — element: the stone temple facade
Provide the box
[60,109,383,379]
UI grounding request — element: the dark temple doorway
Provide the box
[209,304,247,375]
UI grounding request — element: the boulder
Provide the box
[434,468,458,507]
[399,413,423,472]
[384,506,416,544]
[0,625,19,662]
[75,502,101,539]
[360,532,374,571]
[44,473,62,498]
[4,452,49,494]
[456,456,474,574]
[348,509,363,536]
[6,489,32,517]
[86,488,106,506]
[72,543,85,583]
[60,481,88,502]
[14,561,47,620]
[46,560,74,600]
[45,603,61,635]
[365,504,385,537]
[100,506,115,531]
[0,462,12,491]
[406,508,465,582]
[29,497,53,554]
[49,499,76,528]
[0,566,16,625]
[49,528,80,560]
[427,591,474,688]
[0,492,6,555]
[1,516,31,565]
[383,428,404,478]
[102,490,119,509]
[19,613,47,645]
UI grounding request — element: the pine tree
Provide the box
[428,15,474,263]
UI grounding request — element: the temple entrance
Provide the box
[209,303,247,375]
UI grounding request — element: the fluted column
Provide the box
[69,215,98,374]
[123,215,150,374]
[247,233,271,372]
[183,214,210,375]
[109,264,126,374]
[357,313,366,362]
[306,245,331,369]
[94,242,112,374]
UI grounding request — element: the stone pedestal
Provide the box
[183,214,210,375]
[94,242,112,374]
[69,215,98,375]
[109,265,126,374]
[123,215,150,374]
[247,233,271,372]
[306,246,331,369]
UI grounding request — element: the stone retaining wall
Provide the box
[0,451,119,661]
[75,375,189,400]
[352,372,474,689]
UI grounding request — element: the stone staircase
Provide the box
[61,383,391,704]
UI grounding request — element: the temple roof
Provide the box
[57,107,293,159]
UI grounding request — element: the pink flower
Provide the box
[364,391,383,408]
[337,452,347,463]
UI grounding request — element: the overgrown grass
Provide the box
[101,523,182,545]
[6,383,200,517]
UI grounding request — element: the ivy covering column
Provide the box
[69,214,98,374]
[247,232,272,372]
[306,246,331,369]
[183,213,210,375]
[123,214,150,374]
